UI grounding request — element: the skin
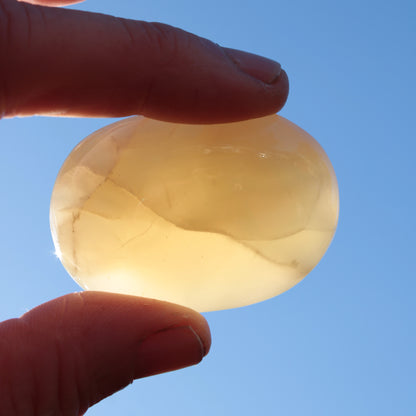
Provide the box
[0,0,289,414]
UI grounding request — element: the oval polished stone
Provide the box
[50,115,339,312]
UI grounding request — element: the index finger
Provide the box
[1,0,289,123]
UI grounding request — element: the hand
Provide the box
[0,0,289,413]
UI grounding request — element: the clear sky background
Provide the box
[0,0,415,414]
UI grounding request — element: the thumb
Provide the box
[1,0,288,122]
[0,292,211,414]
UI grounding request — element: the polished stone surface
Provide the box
[50,115,339,311]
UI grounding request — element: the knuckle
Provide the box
[0,0,33,117]
[0,319,25,414]
[0,317,89,415]
[0,0,12,118]
[137,21,186,65]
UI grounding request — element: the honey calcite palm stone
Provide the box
[50,115,339,312]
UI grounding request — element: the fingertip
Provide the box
[134,325,209,379]
[270,68,290,113]
[187,309,211,357]
[222,47,282,85]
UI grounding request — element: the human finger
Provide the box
[17,0,84,6]
[1,0,289,123]
[0,292,211,414]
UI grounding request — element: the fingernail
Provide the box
[223,47,282,84]
[134,326,207,378]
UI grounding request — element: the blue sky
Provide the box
[0,0,415,414]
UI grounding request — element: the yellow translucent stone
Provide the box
[50,115,339,312]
